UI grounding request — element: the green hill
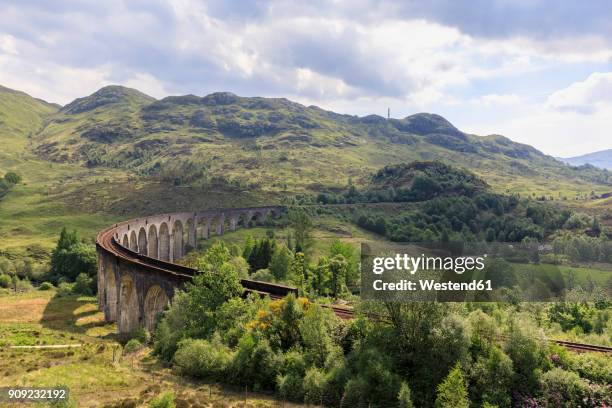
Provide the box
[1,84,611,255]
[31,86,611,197]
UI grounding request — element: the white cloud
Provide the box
[474,93,521,107]
[0,1,611,155]
[546,72,612,114]
[0,34,18,55]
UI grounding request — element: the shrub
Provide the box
[251,268,275,282]
[277,350,305,401]
[15,278,33,292]
[303,367,327,405]
[0,274,10,288]
[173,336,232,380]
[231,332,280,391]
[539,368,587,407]
[566,352,612,384]
[133,327,150,344]
[72,273,94,295]
[435,363,469,408]
[39,282,54,291]
[56,282,74,297]
[468,346,513,408]
[3,172,21,184]
[504,323,550,392]
[397,382,415,408]
[153,291,190,362]
[50,228,96,284]
[149,391,175,408]
[124,339,143,354]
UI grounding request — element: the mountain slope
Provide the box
[562,149,612,170]
[28,86,610,199]
[0,85,58,162]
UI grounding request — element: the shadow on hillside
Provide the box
[41,293,109,335]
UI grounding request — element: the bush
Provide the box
[149,391,175,408]
[133,327,150,344]
[173,336,232,380]
[539,368,587,407]
[39,282,54,291]
[0,274,10,288]
[124,339,143,354]
[56,282,74,297]
[251,268,275,282]
[303,367,327,405]
[15,278,33,292]
[277,350,306,401]
[504,323,550,392]
[3,172,21,184]
[231,332,280,391]
[50,228,97,284]
[397,382,415,408]
[566,353,612,384]
[435,363,469,408]
[72,273,94,295]
[468,346,513,408]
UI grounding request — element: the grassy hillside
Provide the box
[1,84,611,256]
[31,86,612,198]
[0,86,266,257]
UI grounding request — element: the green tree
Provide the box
[269,243,292,281]
[3,172,22,184]
[288,209,313,254]
[435,363,469,408]
[299,305,335,367]
[469,346,513,408]
[329,254,348,298]
[49,228,96,284]
[328,239,359,286]
[310,257,331,296]
[398,382,415,408]
[73,272,94,295]
[185,242,243,337]
[288,252,307,289]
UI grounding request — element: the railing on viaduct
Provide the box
[95,206,298,334]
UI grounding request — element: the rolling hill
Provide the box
[1,84,611,255]
[562,149,612,170]
[30,85,612,195]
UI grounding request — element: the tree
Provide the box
[247,238,274,272]
[435,363,469,408]
[288,209,313,254]
[398,382,415,408]
[3,172,21,185]
[185,242,244,337]
[328,239,359,286]
[269,243,292,281]
[329,254,348,298]
[288,252,307,289]
[310,257,331,296]
[49,228,96,284]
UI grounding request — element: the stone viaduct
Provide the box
[96,206,296,334]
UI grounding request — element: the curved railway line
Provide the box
[97,208,611,354]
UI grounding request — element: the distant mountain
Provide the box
[0,84,608,196]
[561,149,612,170]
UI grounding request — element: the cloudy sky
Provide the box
[1,1,611,157]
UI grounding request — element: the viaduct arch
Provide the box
[96,206,292,334]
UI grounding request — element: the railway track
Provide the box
[552,340,612,354]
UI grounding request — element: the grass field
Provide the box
[0,290,310,407]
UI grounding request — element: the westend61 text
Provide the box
[372,279,493,292]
